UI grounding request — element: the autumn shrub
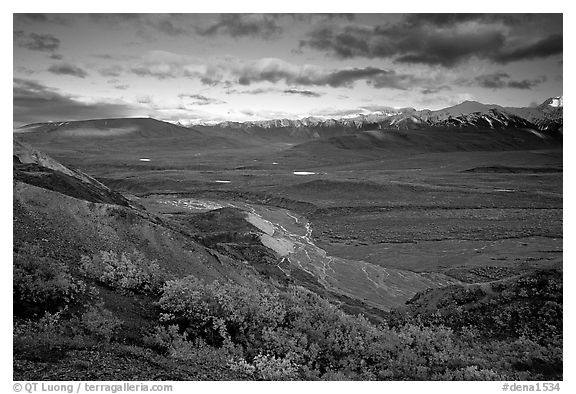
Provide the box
[80,250,170,295]
[13,311,96,361]
[143,324,235,369]
[13,244,89,314]
[153,270,562,380]
[251,353,300,380]
[157,276,397,378]
[76,305,124,342]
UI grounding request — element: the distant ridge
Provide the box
[193,97,563,134]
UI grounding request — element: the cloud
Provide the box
[300,14,562,66]
[359,105,404,112]
[48,63,89,78]
[309,107,369,118]
[49,53,63,60]
[126,51,205,80]
[127,56,416,90]
[471,72,546,89]
[88,14,194,37]
[203,58,416,89]
[403,13,532,27]
[131,64,178,79]
[14,13,70,25]
[506,77,547,89]
[98,65,124,77]
[196,14,282,39]
[106,79,130,90]
[301,23,506,67]
[136,95,153,104]
[155,18,188,36]
[283,89,323,97]
[15,66,35,76]
[178,94,226,106]
[421,85,451,95]
[14,30,60,52]
[13,78,136,125]
[226,87,323,97]
[494,34,563,63]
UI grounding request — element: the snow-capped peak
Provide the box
[548,96,563,108]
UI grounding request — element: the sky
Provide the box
[13,13,563,126]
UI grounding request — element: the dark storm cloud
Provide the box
[48,63,89,78]
[14,31,60,52]
[493,34,563,63]
[301,24,506,67]
[394,30,505,66]
[13,78,135,125]
[196,14,282,39]
[469,72,546,90]
[300,14,562,66]
[178,94,226,105]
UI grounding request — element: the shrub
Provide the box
[143,325,233,367]
[154,272,563,380]
[252,353,300,380]
[80,250,170,294]
[14,244,88,314]
[77,305,124,342]
[157,276,393,378]
[14,311,96,361]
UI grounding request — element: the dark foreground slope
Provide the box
[13,142,263,379]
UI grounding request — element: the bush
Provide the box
[252,353,300,380]
[14,305,125,362]
[143,324,234,368]
[14,244,88,314]
[14,311,96,361]
[154,273,562,380]
[80,250,170,294]
[157,276,395,378]
[77,305,124,342]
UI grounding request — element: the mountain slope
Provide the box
[506,96,563,132]
[14,140,133,207]
[13,140,264,286]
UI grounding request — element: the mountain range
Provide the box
[197,97,563,134]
